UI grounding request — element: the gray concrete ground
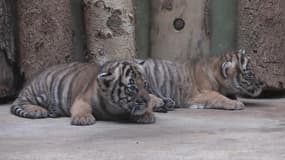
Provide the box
[0,98,285,160]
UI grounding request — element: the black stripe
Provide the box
[153,60,163,97]
[167,63,175,100]
[176,64,183,104]
[57,64,84,116]
[148,60,162,97]
[160,61,167,96]
[111,74,120,104]
[122,63,127,73]
[125,68,131,77]
[117,88,121,99]
[49,65,72,115]
[64,64,90,114]
[42,68,61,108]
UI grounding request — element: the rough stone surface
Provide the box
[238,0,285,89]
[0,54,15,97]
[0,0,17,97]
[17,0,73,81]
[0,98,285,160]
[84,0,135,64]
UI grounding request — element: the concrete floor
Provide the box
[0,98,285,160]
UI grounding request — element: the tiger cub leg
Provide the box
[131,111,156,124]
[153,100,168,113]
[130,94,159,124]
[70,98,96,126]
[11,102,49,119]
[144,81,175,112]
[152,97,176,113]
[190,90,244,110]
[152,96,176,113]
[149,94,176,113]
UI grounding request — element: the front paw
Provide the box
[225,100,245,110]
[149,94,167,113]
[71,113,96,126]
[153,98,176,113]
[131,112,155,124]
[163,98,176,111]
[153,106,168,113]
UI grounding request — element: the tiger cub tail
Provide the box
[11,98,26,117]
[11,98,49,119]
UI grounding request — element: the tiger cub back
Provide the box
[139,59,190,109]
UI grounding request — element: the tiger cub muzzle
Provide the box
[130,94,150,116]
[236,71,264,97]
[126,82,150,116]
[222,50,264,98]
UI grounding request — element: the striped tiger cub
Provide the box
[138,50,264,112]
[11,61,161,125]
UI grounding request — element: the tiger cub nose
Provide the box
[258,81,265,88]
[135,98,146,105]
[136,93,150,104]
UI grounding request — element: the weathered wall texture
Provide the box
[0,0,17,97]
[70,0,87,62]
[0,55,15,97]
[238,0,285,89]
[150,0,210,61]
[84,0,135,64]
[135,0,151,59]
[17,0,73,81]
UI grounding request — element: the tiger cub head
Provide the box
[97,61,150,116]
[220,49,264,97]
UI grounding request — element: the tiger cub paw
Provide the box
[22,105,49,118]
[163,98,176,111]
[149,94,168,113]
[131,112,156,124]
[153,98,176,113]
[71,113,96,126]
[224,100,245,110]
[153,106,168,113]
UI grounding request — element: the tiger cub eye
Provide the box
[129,79,135,85]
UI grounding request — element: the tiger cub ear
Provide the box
[221,62,232,79]
[97,72,114,89]
[236,49,250,71]
[237,49,246,55]
[134,59,145,65]
[221,52,237,79]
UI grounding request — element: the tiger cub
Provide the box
[11,61,162,125]
[138,50,264,112]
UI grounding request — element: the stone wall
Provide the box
[17,0,73,81]
[238,0,285,89]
